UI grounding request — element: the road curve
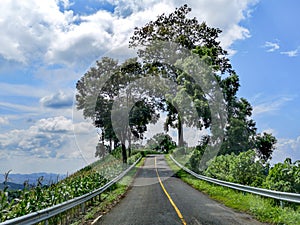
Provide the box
[97,155,267,225]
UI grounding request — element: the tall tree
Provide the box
[129,4,237,148]
[76,57,158,163]
[76,4,278,166]
[219,98,257,155]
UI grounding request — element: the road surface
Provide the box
[97,155,267,225]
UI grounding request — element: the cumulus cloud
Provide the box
[272,137,300,164]
[0,0,258,67]
[263,41,280,52]
[40,91,74,109]
[175,0,257,53]
[0,0,75,64]
[56,0,72,9]
[0,117,68,158]
[0,117,9,125]
[0,116,95,159]
[36,116,73,133]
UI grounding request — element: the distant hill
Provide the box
[0,182,24,191]
[0,173,67,189]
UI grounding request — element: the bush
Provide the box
[189,145,206,173]
[205,150,266,186]
[263,158,300,193]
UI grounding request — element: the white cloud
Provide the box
[220,24,250,55]
[253,96,294,116]
[271,137,300,164]
[178,0,258,52]
[0,117,9,125]
[36,116,73,133]
[0,116,95,160]
[0,0,75,64]
[0,0,258,66]
[0,117,67,158]
[0,155,85,174]
[263,41,280,52]
[0,101,40,114]
[0,82,48,98]
[56,0,72,9]
[40,91,74,109]
[46,1,175,66]
[261,128,277,136]
[281,48,299,57]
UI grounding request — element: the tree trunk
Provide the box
[128,135,132,157]
[109,138,112,153]
[178,115,184,147]
[121,143,127,164]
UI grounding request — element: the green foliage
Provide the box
[228,150,266,187]
[127,152,142,165]
[205,150,266,186]
[204,154,233,181]
[166,155,300,225]
[0,154,140,222]
[146,133,176,153]
[130,4,238,149]
[76,57,157,163]
[129,101,159,140]
[0,171,108,221]
[110,146,122,159]
[95,142,109,159]
[188,136,209,173]
[255,132,277,162]
[263,158,300,193]
[219,98,257,156]
[137,149,163,157]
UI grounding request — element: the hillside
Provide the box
[0,182,24,191]
[0,172,67,188]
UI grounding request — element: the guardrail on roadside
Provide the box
[0,157,141,225]
[170,155,300,204]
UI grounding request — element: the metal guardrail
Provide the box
[0,157,141,225]
[170,155,300,204]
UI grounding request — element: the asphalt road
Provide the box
[97,155,267,225]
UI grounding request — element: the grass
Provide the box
[70,157,145,225]
[165,155,300,225]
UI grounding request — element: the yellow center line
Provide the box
[155,157,187,225]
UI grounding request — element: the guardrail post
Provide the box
[81,202,85,214]
[91,197,94,206]
[280,200,284,208]
[44,219,49,225]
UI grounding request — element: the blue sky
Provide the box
[0,0,299,174]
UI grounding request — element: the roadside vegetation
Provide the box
[1,4,299,224]
[171,146,300,194]
[70,157,145,225]
[166,154,300,225]
[0,151,142,223]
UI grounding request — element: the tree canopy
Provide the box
[76,4,277,165]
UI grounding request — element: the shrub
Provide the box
[263,158,300,193]
[205,150,266,186]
